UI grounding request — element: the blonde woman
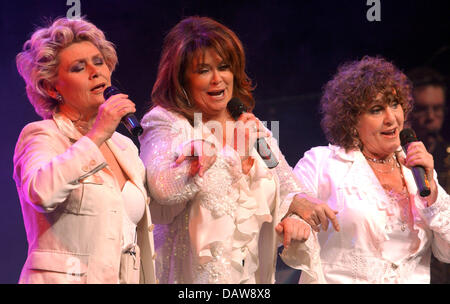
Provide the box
[14,17,156,284]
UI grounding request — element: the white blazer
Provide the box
[139,106,322,283]
[13,113,157,284]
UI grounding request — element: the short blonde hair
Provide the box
[16,17,118,119]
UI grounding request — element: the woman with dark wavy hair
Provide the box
[288,56,450,283]
[139,16,323,284]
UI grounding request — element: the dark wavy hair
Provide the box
[150,16,255,124]
[320,56,413,151]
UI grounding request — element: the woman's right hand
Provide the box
[289,193,340,232]
[175,140,217,177]
[87,93,136,146]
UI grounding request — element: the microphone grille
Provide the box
[227,97,247,120]
[400,128,417,146]
[103,86,121,100]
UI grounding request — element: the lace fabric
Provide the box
[293,145,450,283]
[140,106,315,284]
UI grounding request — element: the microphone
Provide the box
[400,128,431,197]
[227,97,279,169]
[103,86,143,137]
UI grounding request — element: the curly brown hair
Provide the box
[150,16,254,124]
[320,56,413,151]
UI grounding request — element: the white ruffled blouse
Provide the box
[139,106,322,284]
[291,144,450,283]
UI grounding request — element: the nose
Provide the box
[384,107,396,125]
[425,107,435,119]
[211,69,222,85]
[87,63,100,79]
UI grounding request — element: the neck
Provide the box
[201,110,232,125]
[59,105,96,135]
[361,149,394,162]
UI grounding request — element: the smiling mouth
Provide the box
[381,128,397,136]
[207,90,225,97]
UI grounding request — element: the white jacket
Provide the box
[13,113,157,284]
[291,145,450,283]
[139,106,322,283]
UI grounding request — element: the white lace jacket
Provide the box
[291,145,450,283]
[139,106,323,284]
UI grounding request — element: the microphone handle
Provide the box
[122,113,143,137]
[255,137,279,169]
[402,143,431,197]
[103,86,143,137]
[411,166,431,197]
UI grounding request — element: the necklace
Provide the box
[363,153,399,174]
[384,167,411,232]
[363,153,394,164]
[73,120,90,135]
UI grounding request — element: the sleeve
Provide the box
[13,122,107,213]
[292,147,322,199]
[266,135,311,218]
[139,109,203,206]
[139,109,244,227]
[278,215,326,283]
[279,148,327,283]
[415,182,450,262]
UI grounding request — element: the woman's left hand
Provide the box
[399,141,438,205]
[401,141,434,178]
[232,113,270,174]
[233,113,270,158]
[275,217,311,249]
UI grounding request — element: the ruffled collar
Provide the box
[229,147,276,282]
[334,144,425,260]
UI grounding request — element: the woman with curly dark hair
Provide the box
[286,56,450,283]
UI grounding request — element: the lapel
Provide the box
[52,112,83,142]
[53,112,148,203]
[106,135,147,200]
[338,147,398,213]
[335,147,391,242]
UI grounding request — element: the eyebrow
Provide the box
[67,53,104,68]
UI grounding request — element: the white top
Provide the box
[381,187,419,264]
[289,144,450,284]
[139,106,322,284]
[121,180,146,250]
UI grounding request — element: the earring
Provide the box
[56,93,63,103]
[351,128,361,148]
[182,88,192,107]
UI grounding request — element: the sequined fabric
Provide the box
[140,106,312,283]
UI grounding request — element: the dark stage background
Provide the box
[0,0,449,283]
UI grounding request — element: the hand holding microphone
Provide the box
[400,128,433,197]
[227,97,279,169]
[86,86,142,146]
[103,86,143,137]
